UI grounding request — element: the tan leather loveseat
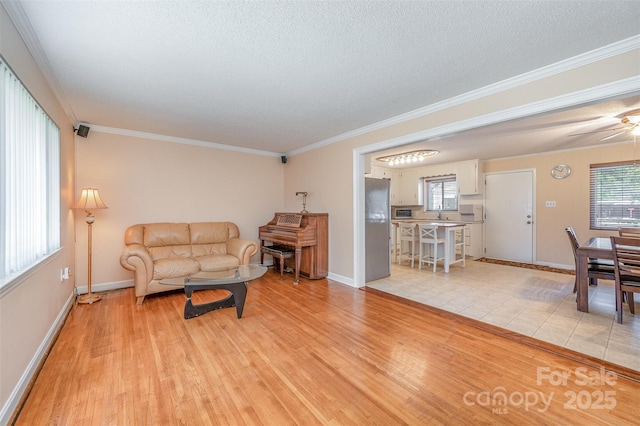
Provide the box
[120,222,258,304]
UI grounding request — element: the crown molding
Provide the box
[356,76,640,156]
[2,0,77,122]
[290,34,640,157]
[89,125,281,157]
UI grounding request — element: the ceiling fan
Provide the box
[568,109,640,141]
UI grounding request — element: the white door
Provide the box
[484,170,535,262]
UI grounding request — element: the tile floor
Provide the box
[366,260,640,372]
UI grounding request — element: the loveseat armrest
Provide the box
[226,238,259,265]
[120,243,154,284]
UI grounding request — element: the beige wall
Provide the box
[0,4,75,418]
[73,132,285,289]
[484,142,637,267]
[282,138,362,280]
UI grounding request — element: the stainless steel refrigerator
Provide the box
[365,177,391,282]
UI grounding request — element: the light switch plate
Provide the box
[545,201,556,207]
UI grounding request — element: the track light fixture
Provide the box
[376,149,439,166]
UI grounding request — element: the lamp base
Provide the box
[77,293,102,304]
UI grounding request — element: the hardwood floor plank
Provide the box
[13,269,640,425]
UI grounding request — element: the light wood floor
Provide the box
[14,269,640,425]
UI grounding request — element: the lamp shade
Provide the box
[74,188,108,210]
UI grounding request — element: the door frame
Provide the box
[483,168,537,263]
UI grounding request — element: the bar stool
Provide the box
[418,224,445,272]
[398,223,419,268]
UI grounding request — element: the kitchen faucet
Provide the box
[437,209,442,220]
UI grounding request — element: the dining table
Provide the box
[575,237,613,312]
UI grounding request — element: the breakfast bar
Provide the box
[392,220,466,272]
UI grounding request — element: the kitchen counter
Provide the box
[421,221,465,227]
[392,219,477,225]
[391,219,464,227]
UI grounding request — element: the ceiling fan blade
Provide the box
[567,126,628,137]
[599,130,626,142]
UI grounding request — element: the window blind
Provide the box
[425,175,458,211]
[1,57,60,282]
[590,161,640,230]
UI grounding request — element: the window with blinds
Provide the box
[425,175,458,211]
[1,57,60,286]
[590,161,640,230]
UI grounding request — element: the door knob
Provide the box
[526,221,532,224]
[527,215,532,218]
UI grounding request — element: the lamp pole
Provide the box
[74,188,107,304]
[78,210,101,304]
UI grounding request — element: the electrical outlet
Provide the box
[545,201,556,208]
[60,267,71,281]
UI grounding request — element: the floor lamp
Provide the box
[74,188,108,304]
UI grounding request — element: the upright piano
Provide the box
[259,213,328,283]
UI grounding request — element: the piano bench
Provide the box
[261,245,296,283]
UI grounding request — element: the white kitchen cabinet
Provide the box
[390,169,402,205]
[369,166,394,179]
[391,169,423,206]
[464,223,484,259]
[401,170,419,205]
[457,159,483,195]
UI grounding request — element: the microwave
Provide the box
[394,209,412,218]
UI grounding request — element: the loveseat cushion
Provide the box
[144,223,193,261]
[196,254,240,271]
[144,223,191,247]
[153,257,200,280]
[149,245,193,262]
[190,222,236,243]
[192,242,227,257]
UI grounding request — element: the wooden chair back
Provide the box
[610,236,640,323]
[610,236,640,278]
[565,227,580,260]
[618,227,640,238]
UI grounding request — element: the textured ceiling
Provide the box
[8,0,640,156]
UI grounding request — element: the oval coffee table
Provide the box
[159,265,267,319]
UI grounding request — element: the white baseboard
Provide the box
[0,292,75,425]
[75,279,133,295]
[327,272,354,287]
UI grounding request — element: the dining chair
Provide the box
[610,236,640,324]
[565,227,614,293]
[618,227,640,238]
[398,223,419,268]
[417,224,445,271]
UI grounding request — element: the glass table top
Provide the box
[159,265,267,286]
